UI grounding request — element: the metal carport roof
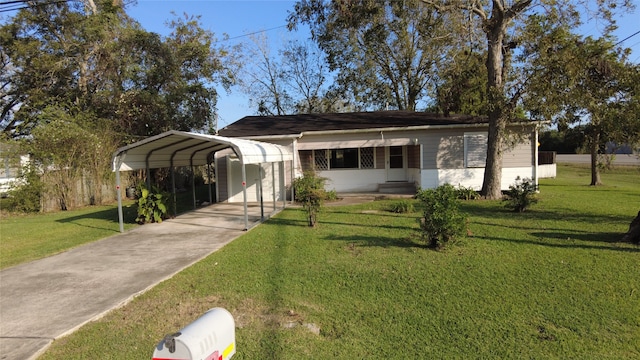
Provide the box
[112,130,293,171]
[112,130,294,232]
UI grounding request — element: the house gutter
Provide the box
[239,121,541,141]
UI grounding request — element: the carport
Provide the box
[112,130,294,232]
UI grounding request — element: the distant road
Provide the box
[556,154,640,166]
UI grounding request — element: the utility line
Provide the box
[0,0,74,13]
[222,25,288,42]
[614,30,640,46]
[0,0,288,41]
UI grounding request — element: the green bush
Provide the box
[455,185,479,200]
[416,184,466,249]
[5,164,43,213]
[135,183,170,224]
[325,189,338,201]
[389,199,415,213]
[503,177,538,213]
[293,171,326,227]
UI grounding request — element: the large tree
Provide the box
[239,36,338,115]
[521,16,640,185]
[288,0,462,111]
[0,0,236,207]
[289,0,636,198]
[0,1,235,138]
[420,0,635,198]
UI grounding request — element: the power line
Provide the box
[0,0,74,14]
[615,30,640,46]
[222,24,288,42]
[1,0,288,42]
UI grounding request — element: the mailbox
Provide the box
[152,307,236,360]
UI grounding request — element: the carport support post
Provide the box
[242,161,248,230]
[191,164,197,209]
[290,159,294,205]
[116,170,124,233]
[271,162,276,212]
[280,161,285,209]
[171,165,177,216]
[207,161,213,204]
[259,163,264,221]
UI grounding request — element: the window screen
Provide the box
[464,133,488,168]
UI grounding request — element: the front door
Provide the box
[386,146,407,182]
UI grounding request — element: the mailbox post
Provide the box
[152,307,236,360]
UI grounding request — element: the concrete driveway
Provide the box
[0,202,278,360]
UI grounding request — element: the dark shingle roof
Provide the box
[217,111,488,137]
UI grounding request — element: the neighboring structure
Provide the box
[0,142,29,196]
[217,111,543,200]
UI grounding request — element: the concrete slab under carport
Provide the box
[0,202,278,360]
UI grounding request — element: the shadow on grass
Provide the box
[263,217,310,227]
[320,219,417,233]
[322,234,422,249]
[474,233,639,253]
[55,204,138,232]
[461,203,634,227]
[459,202,638,251]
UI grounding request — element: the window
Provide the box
[314,149,328,170]
[330,148,359,169]
[303,148,375,170]
[464,133,488,168]
[360,147,374,169]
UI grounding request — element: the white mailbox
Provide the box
[152,307,236,360]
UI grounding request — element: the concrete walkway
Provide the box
[0,202,279,360]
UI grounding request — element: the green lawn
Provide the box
[22,165,640,358]
[0,184,213,269]
[0,202,139,269]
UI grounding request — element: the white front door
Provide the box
[386,146,407,182]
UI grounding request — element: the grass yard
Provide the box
[27,165,640,358]
[0,184,213,269]
[0,203,138,269]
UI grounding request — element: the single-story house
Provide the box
[216,110,542,202]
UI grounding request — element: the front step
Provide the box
[378,182,416,194]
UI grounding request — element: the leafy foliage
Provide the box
[5,163,43,213]
[434,50,488,116]
[503,177,538,213]
[455,185,479,200]
[416,184,466,249]
[135,184,170,224]
[520,14,640,186]
[1,3,237,210]
[289,0,460,111]
[292,171,326,227]
[389,199,415,213]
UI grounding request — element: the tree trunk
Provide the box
[622,210,640,244]
[480,19,506,200]
[590,131,602,186]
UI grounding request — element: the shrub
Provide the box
[455,185,479,200]
[416,184,466,249]
[503,177,538,213]
[325,189,338,201]
[389,199,415,213]
[5,163,43,213]
[135,183,170,224]
[293,171,327,227]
